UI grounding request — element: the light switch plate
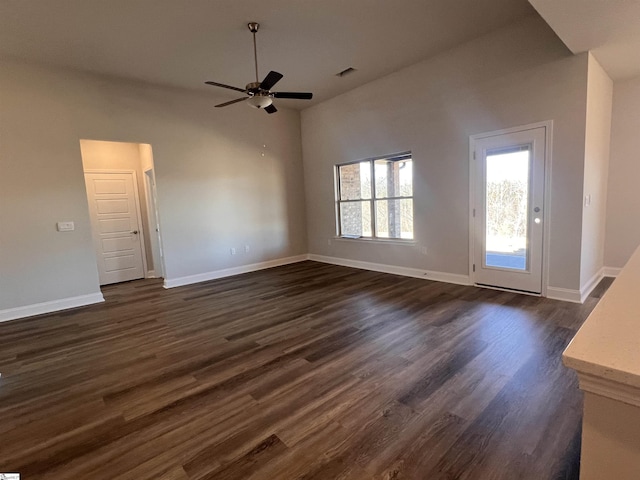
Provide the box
[57,221,75,232]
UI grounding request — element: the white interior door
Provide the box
[471,126,546,294]
[85,172,146,285]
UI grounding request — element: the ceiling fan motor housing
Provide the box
[246,81,263,94]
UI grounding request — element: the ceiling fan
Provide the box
[205,22,313,114]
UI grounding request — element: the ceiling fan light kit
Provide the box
[205,22,313,114]
[246,94,273,109]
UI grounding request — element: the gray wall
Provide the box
[2,14,617,312]
[580,55,612,289]
[0,60,307,310]
[301,16,589,291]
[604,76,640,268]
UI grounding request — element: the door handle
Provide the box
[131,230,139,235]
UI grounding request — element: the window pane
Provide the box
[340,201,372,237]
[374,158,412,198]
[375,199,413,239]
[339,162,371,200]
[485,148,529,271]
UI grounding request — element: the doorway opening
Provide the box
[469,122,551,295]
[80,140,164,286]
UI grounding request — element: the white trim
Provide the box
[308,254,471,286]
[580,267,605,303]
[143,167,165,279]
[546,286,582,303]
[163,255,309,289]
[0,293,105,323]
[333,236,417,247]
[468,120,553,297]
[542,122,554,298]
[475,284,541,297]
[603,266,622,277]
[577,372,640,409]
[146,269,158,278]
[1,251,589,324]
[468,139,476,287]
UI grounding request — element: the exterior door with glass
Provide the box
[471,126,546,293]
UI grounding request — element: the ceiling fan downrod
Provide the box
[248,22,260,83]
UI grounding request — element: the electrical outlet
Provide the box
[244,245,250,253]
[230,247,236,255]
[57,221,75,232]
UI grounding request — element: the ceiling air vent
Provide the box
[336,67,357,78]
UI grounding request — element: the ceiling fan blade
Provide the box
[259,71,283,91]
[215,97,247,108]
[205,81,246,93]
[264,104,277,114]
[272,92,313,100]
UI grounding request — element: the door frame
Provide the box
[468,120,553,297]
[143,167,165,278]
[84,169,150,280]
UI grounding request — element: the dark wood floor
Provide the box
[0,261,613,480]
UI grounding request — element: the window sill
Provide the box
[333,236,417,246]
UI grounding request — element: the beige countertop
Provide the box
[563,245,640,391]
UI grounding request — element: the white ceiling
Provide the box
[529,0,640,80]
[0,0,535,109]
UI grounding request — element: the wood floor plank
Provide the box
[0,261,611,479]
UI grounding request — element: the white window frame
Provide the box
[335,152,413,241]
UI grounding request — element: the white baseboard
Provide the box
[163,254,309,289]
[146,269,158,279]
[5,253,601,322]
[548,266,619,304]
[546,286,582,303]
[603,266,622,277]
[307,254,471,286]
[580,268,605,303]
[551,266,620,305]
[548,266,610,304]
[0,293,105,323]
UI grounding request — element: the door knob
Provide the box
[131,230,139,234]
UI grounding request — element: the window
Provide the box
[336,152,413,240]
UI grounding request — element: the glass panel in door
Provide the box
[484,146,530,271]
